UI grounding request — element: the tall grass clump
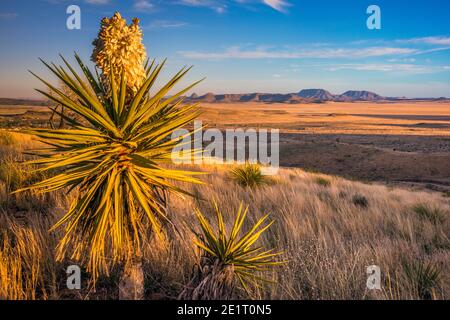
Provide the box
[403,260,441,300]
[413,204,447,224]
[0,130,15,146]
[229,163,272,188]
[0,218,53,300]
[352,194,369,208]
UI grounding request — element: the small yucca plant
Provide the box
[180,202,284,299]
[229,163,271,188]
[16,13,204,282]
[404,260,441,300]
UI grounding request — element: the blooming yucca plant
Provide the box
[180,202,284,299]
[16,13,204,284]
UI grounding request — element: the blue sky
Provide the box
[1,0,450,98]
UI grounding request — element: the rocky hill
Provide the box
[186,89,388,103]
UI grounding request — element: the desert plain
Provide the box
[2,100,450,193]
[1,100,450,299]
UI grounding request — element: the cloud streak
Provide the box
[85,0,110,4]
[146,20,189,28]
[398,36,450,46]
[0,13,18,19]
[134,0,154,11]
[326,63,450,74]
[179,46,418,60]
[178,0,227,13]
[263,0,291,13]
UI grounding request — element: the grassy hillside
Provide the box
[0,131,449,299]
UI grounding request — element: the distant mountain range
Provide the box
[185,89,448,104]
[1,90,448,106]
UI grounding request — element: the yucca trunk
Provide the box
[179,258,236,300]
[119,257,144,300]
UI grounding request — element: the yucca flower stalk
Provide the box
[180,202,284,299]
[92,12,147,97]
[16,13,204,283]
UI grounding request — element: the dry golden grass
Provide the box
[0,212,58,300]
[0,132,449,300]
[3,103,450,192]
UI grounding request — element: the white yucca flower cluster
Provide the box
[91,12,147,97]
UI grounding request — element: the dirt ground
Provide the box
[196,101,450,192]
[2,101,450,191]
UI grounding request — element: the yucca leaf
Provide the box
[121,60,167,129]
[74,52,103,96]
[118,70,127,118]
[39,58,115,125]
[110,64,119,121]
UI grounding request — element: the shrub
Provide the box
[403,260,441,300]
[229,163,272,188]
[413,204,446,224]
[314,177,331,187]
[352,194,369,208]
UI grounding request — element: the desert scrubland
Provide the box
[0,99,449,300]
[196,101,450,192]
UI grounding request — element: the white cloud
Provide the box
[327,63,449,74]
[147,20,188,28]
[180,0,209,4]
[134,0,154,11]
[176,0,290,13]
[414,47,450,55]
[215,6,226,13]
[179,46,418,60]
[179,0,227,13]
[398,36,450,46]
[0,13,18,19]
[85,0,110,4]
[263,0,291,13]
[388,58,416,63]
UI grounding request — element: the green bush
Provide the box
[352,194,369,208]
[314,177,331,187]
[413,204,446,224]
[229,163,272,188]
